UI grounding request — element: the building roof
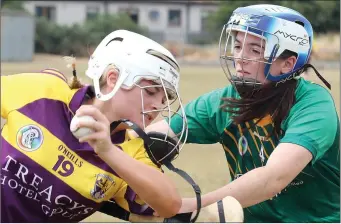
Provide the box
[1,8,33,17]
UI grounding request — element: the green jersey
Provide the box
[170,78,340,222]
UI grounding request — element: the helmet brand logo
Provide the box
[274,30,309,46]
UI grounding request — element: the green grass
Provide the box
[1,54,339,222]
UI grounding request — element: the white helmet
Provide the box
[86,29,188,161]
[86,29,180,101]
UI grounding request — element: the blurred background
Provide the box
[1,0,340,222]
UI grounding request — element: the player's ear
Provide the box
[105,66,119,88]
[281,56,297,74]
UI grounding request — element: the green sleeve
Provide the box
[280,84,338,164]
[168,86,234,144]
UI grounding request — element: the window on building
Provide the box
[35,6,56,21]
[149,10,160,22]
[86,6,100,20]
[201,10,213,31]
[119,8,139,24]
[168,9,181,27]
[130,12,138,24]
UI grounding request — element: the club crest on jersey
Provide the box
[16,125,44,152]
[90,174,115,200]
[238,136,248,156]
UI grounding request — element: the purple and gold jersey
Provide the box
[1,69,157,222]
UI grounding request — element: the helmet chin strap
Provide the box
[269,63,331,90]
[262,44,331,90]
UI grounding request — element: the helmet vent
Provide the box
[146,49,180,72]
[106,37,123,46]
[265,7,284,12]
[295,20,305,27]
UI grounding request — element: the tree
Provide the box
[35,12,149,56]
[1,0,25,10]
[207,0,340,41]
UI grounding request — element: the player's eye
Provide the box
[252,48,261,55]
[234,45,241,50]
[144,88,156,96]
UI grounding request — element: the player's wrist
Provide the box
[96,144,119,160]
[179,197,197,213]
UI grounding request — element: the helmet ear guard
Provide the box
[110,119,202,223]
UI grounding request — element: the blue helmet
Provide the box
[219,4,314,84]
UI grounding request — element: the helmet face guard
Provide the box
[219,23,280,97]
[218,5,319,96]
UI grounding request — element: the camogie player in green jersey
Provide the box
[147,4,340,223]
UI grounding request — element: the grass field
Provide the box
[1,54,339,222]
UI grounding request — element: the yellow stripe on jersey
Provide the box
[245,122,269,159]
[1,73,71,118]
[113,131,160,212]
[222,144,242,173]
[228,163,235,178]
[261,126,276,150]
[222,143,237,164]
[2,110,123,203]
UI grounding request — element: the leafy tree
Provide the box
[1,0,25,10]
[35,13,148,56]
[207,0,340,42]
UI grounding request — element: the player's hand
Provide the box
[75,105,113,155]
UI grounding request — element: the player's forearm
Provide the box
[98,145,181,218]
[201,167,282,208]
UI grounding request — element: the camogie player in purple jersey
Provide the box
[1,30,188,222]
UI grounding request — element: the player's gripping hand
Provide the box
[74,105,114,155]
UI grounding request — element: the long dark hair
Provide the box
[220,50,299,138]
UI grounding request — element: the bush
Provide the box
[35,13,149,57]
[207,0,340,43]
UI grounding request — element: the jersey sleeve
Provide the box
[1,69,69,119]
[280,84,338,164]
[168,86,234,144]
[111,135,160,215]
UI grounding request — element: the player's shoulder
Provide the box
[192,84,237,105]
[295,78,334,104]
[206,84,236,98]
[5,68,69,87]
[287,78,337,123]
[39,68,68,83]
[4,68,73,103]
[32,68,69,86]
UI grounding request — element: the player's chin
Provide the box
[142,119,153,129]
